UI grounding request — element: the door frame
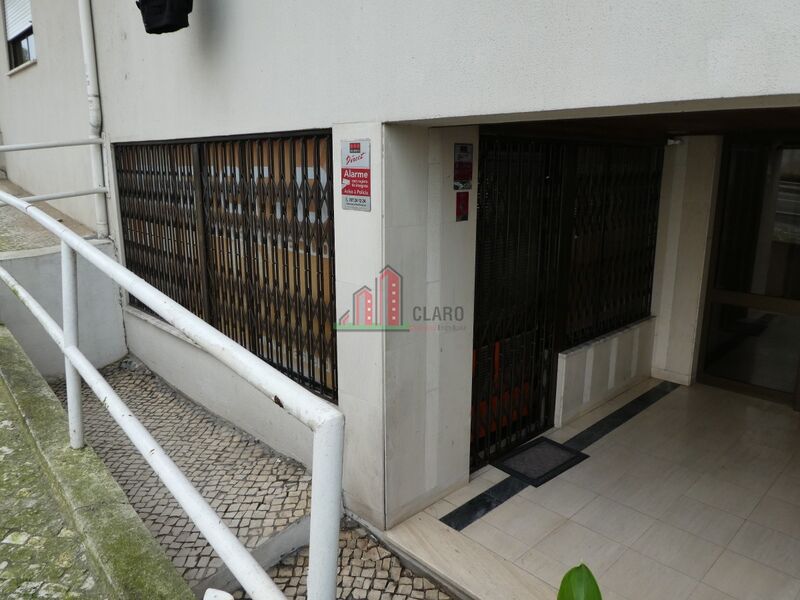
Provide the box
[696,135,800,410]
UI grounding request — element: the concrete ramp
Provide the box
[0,325,193,598]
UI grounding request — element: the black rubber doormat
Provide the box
[494,437,588,487]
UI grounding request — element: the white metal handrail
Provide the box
[0,137,103,152]
[22,187,109,204]
[0,185,344,599]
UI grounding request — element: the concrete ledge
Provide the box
[0,325,194,599]
[555,317,655,427]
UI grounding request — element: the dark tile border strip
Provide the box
[562,380,680,452]
[440,379,681,531]
[440,477,527,531]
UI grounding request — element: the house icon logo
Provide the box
[337,265,408,331]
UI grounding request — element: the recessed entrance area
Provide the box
[470,131,663,469]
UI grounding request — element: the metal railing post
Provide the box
[61,240,83,449]
[306,414,344,599]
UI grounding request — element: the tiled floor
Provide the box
[392,380,800,600]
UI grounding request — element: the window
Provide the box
[4,0,35,70]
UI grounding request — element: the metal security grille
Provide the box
[116,132,337,401]
[472,133,663,469]
[471,137,569,469]
[564,144,663,348]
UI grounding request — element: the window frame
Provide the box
[3,0,35,72]
[7,23,34,70]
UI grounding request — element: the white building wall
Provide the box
[86,1,800,143]
[123,308,314,466]
[0,240,127,377]
[0,0,97,228]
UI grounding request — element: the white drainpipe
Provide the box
[77,0,109,238]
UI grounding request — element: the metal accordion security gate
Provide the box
[471,133,663,469]
[114,131,338,401]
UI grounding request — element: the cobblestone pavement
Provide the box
[0,179,92,253]
[52,358,453,599]
[0,381,106,598]
[254,525,451,600]
[51,358,310,587]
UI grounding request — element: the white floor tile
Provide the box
[685,474,764,518]
[702,550,800,600]
[462,519,531,562]
[535,521,625,576]
[660,495,744,546]
[518,477,596,518]
[784,455,800,480]
[631,521,723,580]
[689,583,736,600]
[600,549,697,600]
[514,547,568,589]
[482,496,565,546]
[473,465,508,484]
[603,465,700,518]
[739,425,800,455]
[768,472,800,507]
[572,496,654,546]
[729,521,800,579]
[748,495,800,540]
[423,498,457,519]
[546,426,582,444]
[559,454,626,495]
[711,442,791,492]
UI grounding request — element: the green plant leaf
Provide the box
[557,564,602,600]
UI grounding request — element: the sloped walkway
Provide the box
[51,358,451,599]
[50,357,310,588]
[0,379,106,599]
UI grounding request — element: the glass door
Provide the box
[699,139,800,408]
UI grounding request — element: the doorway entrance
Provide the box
[470,131,664,469]
[699,137,800,409]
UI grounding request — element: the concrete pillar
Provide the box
[382,125,478,527]
[333,123,479,529]
[651,136,722,384]
[332,122,387,528]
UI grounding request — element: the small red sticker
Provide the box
[456,191,469,222]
